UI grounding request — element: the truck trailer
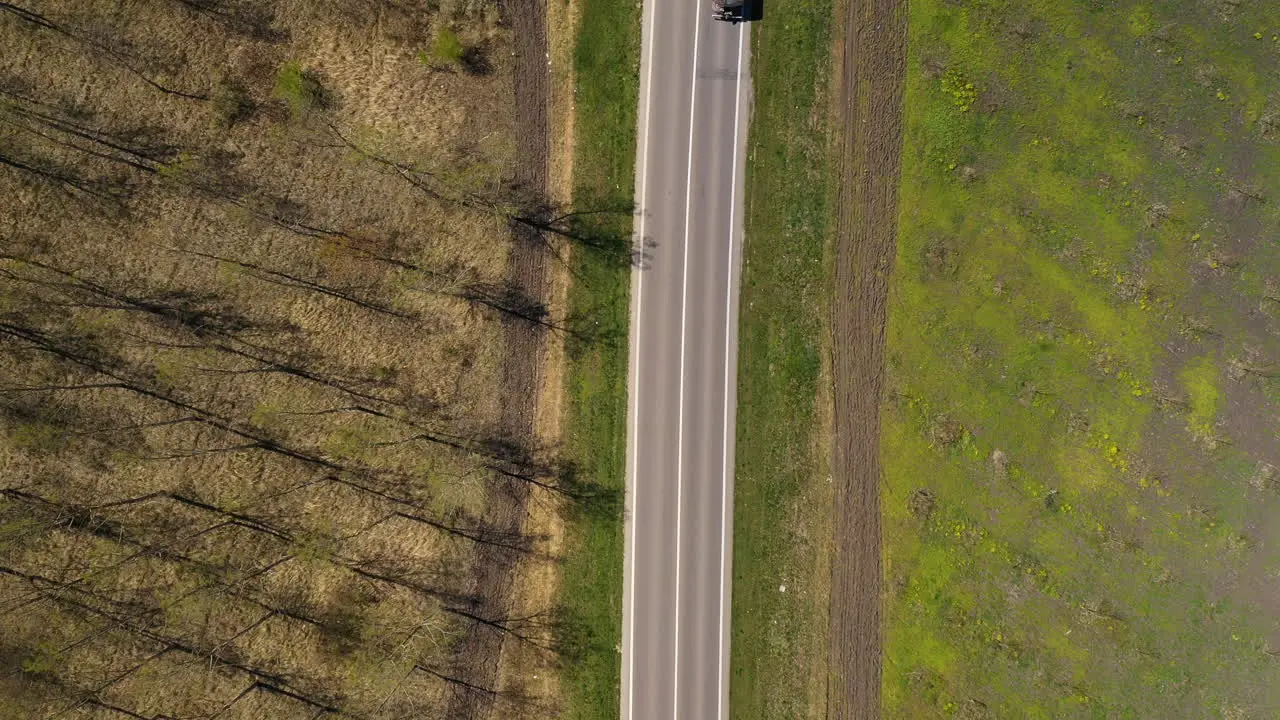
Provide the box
[711,0,749,23]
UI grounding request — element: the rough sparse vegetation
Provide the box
[886,0,1280,715]
[0,0,581,717]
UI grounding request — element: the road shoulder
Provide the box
[728,1,837,716]
[554,0,642,714]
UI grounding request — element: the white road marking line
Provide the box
[718,26,747,720]
[673,0,703,713]
[624,0,659,713]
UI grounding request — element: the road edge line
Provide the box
[718,27,748,720]
[623,0,660,713]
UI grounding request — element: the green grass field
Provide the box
[728,2,837,717]
[886,0,1280,716]
[557,0,640,715]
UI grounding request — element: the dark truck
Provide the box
[712,0,758,23]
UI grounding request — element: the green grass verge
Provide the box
[885,0,1280,716]
[557,0,640,715]
[729,2,837,718]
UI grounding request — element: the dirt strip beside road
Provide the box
[442,0,553,714]
[828,0,907,717]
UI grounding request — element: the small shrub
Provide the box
[7,421,66,454]
[273,61,325,117]
[212,78,254,128]
[921,237,959,278]
[21,651,57,676]
[431,28,465,65]
[940,69,978,112]
[1249,463,1277,492]
[927,415,965,446]
[1044,489,1061,511]
[908,489,936,520]
[551,604,595,665]
[1259,112,1278,141]
[990,449,1009,481]
[320,586,372,656]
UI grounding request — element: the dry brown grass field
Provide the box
[0,0,584,717]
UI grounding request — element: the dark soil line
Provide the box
[442,0,552,715]
[827,0,906,717]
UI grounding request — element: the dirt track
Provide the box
[442,0,552,714]
[828,0,906,717]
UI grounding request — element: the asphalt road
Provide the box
[621,1,751,717]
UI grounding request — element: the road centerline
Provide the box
[672,0,703,713]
